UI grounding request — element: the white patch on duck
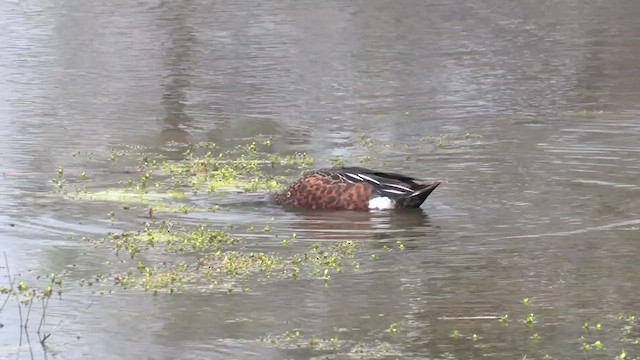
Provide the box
[383,182,413,192]
[368,196,395,210]
[358,174,380,184]
[381,188,405,194]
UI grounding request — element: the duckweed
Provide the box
[90,218,367,294]
[421,131,481,149]
[330,157,345,167]
[52,136,317,205]
[524,313,536,328]
[259,328,401,358]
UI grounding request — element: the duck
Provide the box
[272,166,440,210]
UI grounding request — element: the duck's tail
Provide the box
[397,182,441,209]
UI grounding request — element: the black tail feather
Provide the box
[398,182,440,208]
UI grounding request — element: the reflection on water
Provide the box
[1,0,640,359]
[158,1,196,145]
[281,208,434,241]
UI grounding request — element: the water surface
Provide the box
[1,0,640,359]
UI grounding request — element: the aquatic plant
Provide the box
[52,136,319,207]
[80,217,370,295]
[258,327,401,357]
[1,254,65,354]
[421,131,481,149]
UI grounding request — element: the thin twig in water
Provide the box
[25,291,35,329]
[17,288,24,346]
[23,321,35,360]
[26,292,39,359]
[38,296,51,345]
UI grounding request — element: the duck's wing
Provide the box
[336,167,440,208]
[336,167,423,192]
[341,166,423,186]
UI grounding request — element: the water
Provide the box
[2,0,640,359]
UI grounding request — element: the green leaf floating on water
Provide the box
[74,189,185,204]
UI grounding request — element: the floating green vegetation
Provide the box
[329,157,346,167]
[421,131,481,149]
[109,222,241,259]
[260,329,343,351]
[259,329,400,357]
[358,133,390,153]
[567,109,605,116]
[162,139,313,194]
[74,189,183,204]
[434,300,640,360]
[52,136,317,207]
[89,221,366,294]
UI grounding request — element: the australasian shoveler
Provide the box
[272,166,440,211]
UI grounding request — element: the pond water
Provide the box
[1,0,640,359]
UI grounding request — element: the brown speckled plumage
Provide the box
[272,166,440,211]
